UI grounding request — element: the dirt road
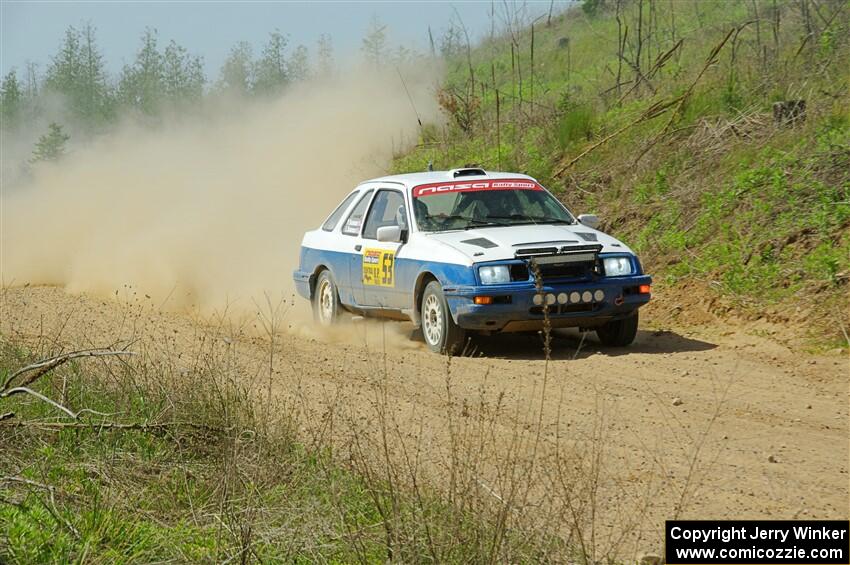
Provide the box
[2,286,848,557]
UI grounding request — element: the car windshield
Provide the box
[412,181,576,232]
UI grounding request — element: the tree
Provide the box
[440,24,465,59]
[44,23,111,125]
[79,23,111,122]
[391,45,414,67]
[162,40,205,104]
[24,61,39,99]
[317,34,334,77]
[1,70,23,127]
[218,42,254,96]
[30,122,70,163]
[254,30,288,95]
[118,28,165,114]
[45,26,82,97]
[288,45,310,82]
[361,15,388,69]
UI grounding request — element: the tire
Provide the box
[312,270,341,326]
[596,310,639,347]
[421,281,466,354]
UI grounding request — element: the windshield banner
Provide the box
[413,179,543,198]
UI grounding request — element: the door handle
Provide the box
[355,245,362,251]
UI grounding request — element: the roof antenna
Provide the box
[427,160,433,171]
[396,67,422,128]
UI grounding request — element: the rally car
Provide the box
[293,168,651,354]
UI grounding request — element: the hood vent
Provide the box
[461,237,498,249]
[576,232,598,242]
[515,246,559,257]
[515,243,603,259]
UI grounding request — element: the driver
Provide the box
[454,190,521,219]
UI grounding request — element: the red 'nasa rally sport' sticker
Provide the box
[412,179,544,198]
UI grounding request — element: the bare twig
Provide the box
[630,27,736,166]
[2,348,136,393]
[554,95,682,175]
[0,418,229,434]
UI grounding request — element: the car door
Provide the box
[339,189,375,306]
[357,188,409,309]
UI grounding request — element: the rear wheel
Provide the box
[313,270,341,326]
[596,310,639,346]
[421,281,466,354]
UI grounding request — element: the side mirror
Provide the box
[376,225,402,243]
[577,214,600,229]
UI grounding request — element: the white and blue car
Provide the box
[293,168,652,353]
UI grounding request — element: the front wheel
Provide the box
[421,281,466,354]
[596,310,639,346]
[313,270,341,326]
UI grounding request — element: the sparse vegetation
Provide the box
[2,1,849,561]
[0,330,558,562]
[394,0,850,344]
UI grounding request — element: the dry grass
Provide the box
[0,291,730,563]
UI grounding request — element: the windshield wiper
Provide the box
[485,214,575,225]
[426,214,508,230]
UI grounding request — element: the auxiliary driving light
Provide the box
[594,289,605,301]
[582,291,592,303]
[545,293,556,305]
[570,291,581,303]
[533,294,544,306]
[557,293,568,304]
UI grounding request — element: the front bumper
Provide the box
[443,275,652,332]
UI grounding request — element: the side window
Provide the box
[341,190,374,236]
[362,190,406,240]
[322,191,360,232]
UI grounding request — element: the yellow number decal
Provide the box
[363,248,395,287]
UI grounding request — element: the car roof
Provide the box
[357,169,539,193]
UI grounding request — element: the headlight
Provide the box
[603,256,634,277]
[478,265,511,285]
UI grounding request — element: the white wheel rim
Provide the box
[318,279,334,324]
[423,294,443,346]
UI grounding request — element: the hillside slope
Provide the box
[395,0,850,348]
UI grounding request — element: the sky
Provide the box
[1,1,561,79]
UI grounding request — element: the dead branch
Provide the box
[630,27,736,166]
[554,96,681,176]
[555,28,733,176]
[659,27,735,137]
[0,418,229,434]
[2,348,136,394]
[615,38,683,104]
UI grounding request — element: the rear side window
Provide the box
[341,189,374,236]
[322,191,360,232]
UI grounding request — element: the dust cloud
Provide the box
[1,69,440,327]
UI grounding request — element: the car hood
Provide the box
[425,223,633,263]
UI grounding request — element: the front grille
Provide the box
[520,244,603,282]
[537,262,592,279]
